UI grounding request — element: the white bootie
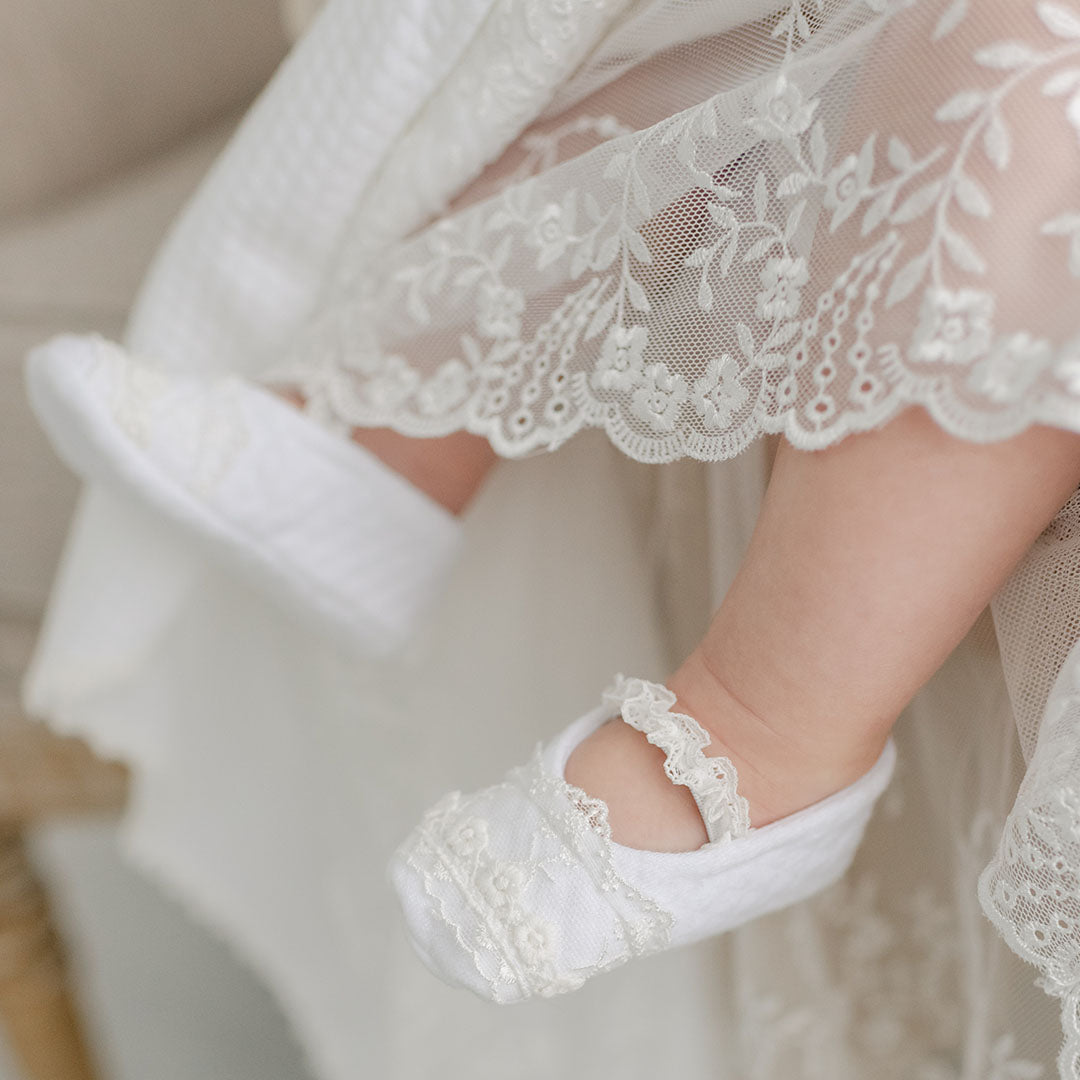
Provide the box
[390,676,896,1003]
[26,333,462,656]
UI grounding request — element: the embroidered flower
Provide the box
[476,862,526,911]
[968,332,1051,404]
[692,354,749,429]
[910,288,994,367]
[824,151,872,231]
[631,363,688,432]
[417,359,470,415]
[592,324,648,391]
[445,817,488,859]
[750,76,818,140]
[361,354,419,409]
[512,915,557,968]
[527,200,576,269]
[756,256,809,321]
[476,282,525,340]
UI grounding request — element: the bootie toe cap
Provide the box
[389,685,898,1004]
[389,751,674,1004]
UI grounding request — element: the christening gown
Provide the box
[23,0,1080,1076]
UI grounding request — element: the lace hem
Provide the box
[273,0,1080,466]
[978,645,1080,1079]
[604,675,753,845]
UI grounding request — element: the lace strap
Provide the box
[604,675,752,846]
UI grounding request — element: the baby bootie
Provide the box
[26,333,462,656]
[390,675,896,1003]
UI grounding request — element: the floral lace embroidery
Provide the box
[401,742,672,1001]
[980,662,1080,1080]
[322,0,634,264]
[605,675,752,845]
[278,0,1080,464]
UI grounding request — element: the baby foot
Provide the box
[564,650,892,852]
[390,675,896,1003]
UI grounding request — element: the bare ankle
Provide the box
[668,648,888,826]
[564,719,710,851]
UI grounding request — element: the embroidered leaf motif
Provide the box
[936,91,985,121]
[785,200,807,242]
[862,190,896,236]
[943,228,987,274]
[736,323,755,362]
[626,230,653,265]
[777,171,812,196]
[719,236,739,277]
[933,0,967,40]
[984,112,1012,169]
[743,236,779,263]
[753,172,769,222]
[626,276,650,312]
[886,253,930,307]
[1039,1,1080,39]
[954,173,992,218]
[698,276,715,312]
[892,180,945,224]
[630,169,651,217]
[770,320,800,348]
[975,42,1042,69]
[584,295,617,340]
[1044,68,1080,95]
[888,136,913,170]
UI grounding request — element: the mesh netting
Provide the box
[270,0,1080,464]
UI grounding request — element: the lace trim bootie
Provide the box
[26,333,462,655]
[390,675,896,1003]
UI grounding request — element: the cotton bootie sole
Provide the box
[390,676,896,1003]
[26,333,462,656]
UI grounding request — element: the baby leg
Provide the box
[566,409,1080,850]
[275,389,497,515]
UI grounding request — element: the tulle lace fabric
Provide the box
[21,0,1080,1077]
[277,0,1080,464]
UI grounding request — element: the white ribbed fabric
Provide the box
[390,676,896,1004]
[124,0,501,376]
[26,334,462,655]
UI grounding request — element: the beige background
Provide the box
[1,2,319,1076]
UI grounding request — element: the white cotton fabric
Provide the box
[391,678,896,1004]
[20,0,1080,1077]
